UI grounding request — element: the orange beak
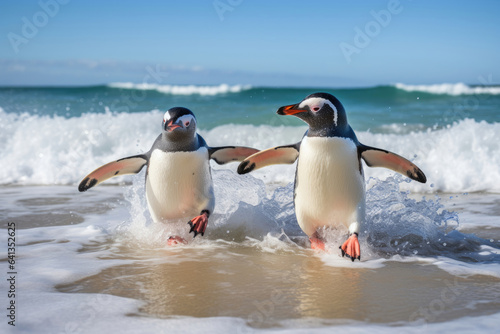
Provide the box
[165,119,181,132]
[276,104,305,116]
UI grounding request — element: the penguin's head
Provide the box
[276,93,348,133]
[162,107,197,140]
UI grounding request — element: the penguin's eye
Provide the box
[310,102,324,113]
[177,115,195,128]
[300,97,326,113]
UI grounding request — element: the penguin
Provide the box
[237,93,426,261]
[79,107,258,244]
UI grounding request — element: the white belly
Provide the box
[294,136,365,236]
[145,147,214,222]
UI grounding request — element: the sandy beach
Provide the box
[2,180,500,333]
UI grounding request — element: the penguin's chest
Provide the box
[145,148,214,222]
[294,136,365,235]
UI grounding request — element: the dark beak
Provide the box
[276,103,306,116]
[165,119,182,132]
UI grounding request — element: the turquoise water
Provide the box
[1,83,499,132]
[0,82,499,192]
[1,83,500,333]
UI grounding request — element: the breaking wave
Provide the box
[107,82,252,96]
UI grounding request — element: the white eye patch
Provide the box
[298,97,338,125]
[176,114,196,128]
[299,97,324,113]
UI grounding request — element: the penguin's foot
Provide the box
[167,236,188,246]
[340,233,361,262]
[188,211,209,237]
[309,233,326,251]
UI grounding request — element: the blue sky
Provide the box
[1,0,499,87]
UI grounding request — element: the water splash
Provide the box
[364,175,499,262]
[113,167,499,265]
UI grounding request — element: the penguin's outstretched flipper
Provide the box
[359,145,427,183]
[188,210,209,237]
[78,155,147,192]
[208,146,259,165]
[237,143,300,174]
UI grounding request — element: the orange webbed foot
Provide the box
[309,235,326,251]
[340,233,361,262]
[188,211,209,237]
[167,236,188,246]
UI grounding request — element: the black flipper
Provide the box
[237,143,300,174]
[78,154,148,192]
[208,146,259,165]
[359,145,426,183]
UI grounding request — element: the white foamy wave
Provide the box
[107,82,251,95]
[1,107,499,193]
[395,82,500,96]
[205,119,500,193]
[357,119,500,193]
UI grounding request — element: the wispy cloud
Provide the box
[0,58,350,87]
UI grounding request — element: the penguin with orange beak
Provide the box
[238,93,426,261]
[79,107,259,244]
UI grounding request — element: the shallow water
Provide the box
[1,82,500,333]
[2,177,500,333]
[56,239,500,327]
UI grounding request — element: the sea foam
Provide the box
[107,82,251,95]
[1,108,499,193]
[394,82,500,96]
[8,180,500,333]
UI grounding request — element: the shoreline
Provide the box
[2,184,500,333]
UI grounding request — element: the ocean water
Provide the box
[1,83,500,333]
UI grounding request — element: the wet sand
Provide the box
[56,242,500,328]
[2,185,500,331]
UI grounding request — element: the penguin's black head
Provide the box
[162,107,197,140]
[276,93,348,135]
